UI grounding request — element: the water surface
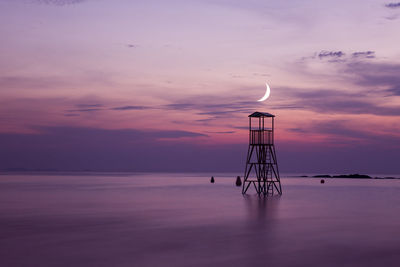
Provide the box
[0,173,399,266]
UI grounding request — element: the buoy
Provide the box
[210,176,215,183]
[320,179,325,184]
[235,176,242,186]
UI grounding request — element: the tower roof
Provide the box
[248,111,275,118]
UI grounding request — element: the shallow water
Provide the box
[0,173,399,266]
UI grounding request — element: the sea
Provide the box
[0,172,399,267]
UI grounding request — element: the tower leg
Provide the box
[242,144,282,196]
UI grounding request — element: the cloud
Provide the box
[111,105,149,111]
[313,99,400,116]
[67,108,102,112]
[126,44,137,48]
[287,128,307,133]
[163,96,259,122]
[385,14,400,20]
[318,51,345,59]
[306,120,400,147]
[301,50,375,63]
[352,51,375,59]
[206,131,235,134]
[0,72,114,92]
[253,72,270,77]
[281,87,400,116]
[162,93,309,125]
[49,126,205,139]
[387,86,400,95]
[385,2,400,8]
[69,104,154,113]
[69,104,153,113]
[164,103,195,110]
[0,125,398,173]
[197,110,237,116]
[75,104,103,108]
[296,51,400,98]
[0,76,61,89]
[345,61,400,96]
[0,126,216,172]
[35,0,86,5]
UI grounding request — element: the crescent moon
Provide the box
[257,83,271,102]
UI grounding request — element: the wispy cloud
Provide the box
[287,128,307,133]
[163,96,257,117]
[385,14,400,20]
[280,87,400,116]
[164,103,195,110]
[352,51,375,59]
[67,104,104,112]
[37,126,206,141]
[385,2,400,9]
[111,105,149,111]
[296,120,400,148]
[72,104,153,112]
[67,108,102,112]
[0,76,63,89]
[302,50,375,63]
[159,95,262,127]
[294,50,400,100]
[0,73,114,92]
[67,103,157,114]
[35,0,86,5]
[205,131,235,134]
[75,104,103,108]
[387,86,400,95]
[318,51,345,59]
[345,61,400,96]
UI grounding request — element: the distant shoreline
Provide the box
[300,174,400,180]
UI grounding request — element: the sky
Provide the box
[0,0,399,173]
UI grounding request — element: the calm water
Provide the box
[0,173,399,267]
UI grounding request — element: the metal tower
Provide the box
[242,112,282,196]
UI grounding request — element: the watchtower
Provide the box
[242,112,282,196]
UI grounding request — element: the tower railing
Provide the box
[249,130,273,145]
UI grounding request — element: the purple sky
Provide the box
[0,0,399,173]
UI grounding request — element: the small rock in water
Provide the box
[210,176,215,183]
[320,179,325,184]
[235,176,242,186]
